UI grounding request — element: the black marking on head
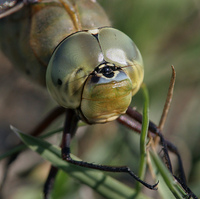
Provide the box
[91,33,99,41]
[57,78,62,85]
[91,74,100,83]
[97,65,116,78]
[101,66,113,74]
[103,72,114,78]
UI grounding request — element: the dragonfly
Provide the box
[0,0,197,199]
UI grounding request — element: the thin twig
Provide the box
[155,66,176,147]
[158,65,176,131]
[158,66,176,131]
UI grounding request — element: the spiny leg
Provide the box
[43,108,79,199]
[126,107,186,182]
[117,108,181,179]
[164,140,198,199]
[0,0,39,19]
[149,125,197,199]
[43,166,59,199]
[164,140,186,184]
[61,109,158,190]
[117,106,197,199]
[125,107,173,173]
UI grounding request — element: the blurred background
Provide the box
[0,0,200,198]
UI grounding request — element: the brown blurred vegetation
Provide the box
[0,0,200,198]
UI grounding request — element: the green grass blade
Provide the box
[149,150,187,199]
[0,122,87,161]
[11,126,153,199]
[136,84,150,191]
[0,127,63,161]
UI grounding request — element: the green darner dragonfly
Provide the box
[0,0,198,199]
[0,0,143,122]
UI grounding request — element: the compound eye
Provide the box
[98,28,143,66]
[98,27,144,96]
[46,31,102,109]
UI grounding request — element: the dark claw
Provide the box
[151,180,159,190]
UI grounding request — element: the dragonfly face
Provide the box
[0,0,143,124]
[46,27,144,123]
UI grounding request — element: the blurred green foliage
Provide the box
[0,0,200,199]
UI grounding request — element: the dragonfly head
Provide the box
[46,27,144,124]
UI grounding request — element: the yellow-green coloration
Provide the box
[81,68,133,123]
[46,31,103,109]
[47,28,144,123]
[0,0,144,124]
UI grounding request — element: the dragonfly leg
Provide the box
[43,166,59,199]
[125,107,173,173]
[124,107,186,183]
[61,109,158,190]
[42,109,78,199]
[0,0,40,19]
[117,106,198,198]
[145,119,198,199]
[164,140,186,184]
